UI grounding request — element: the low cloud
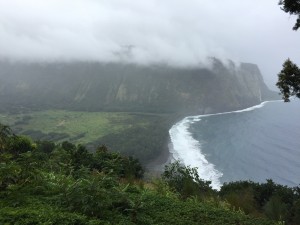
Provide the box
[0,0,299,87]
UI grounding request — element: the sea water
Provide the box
[169,100,300,190]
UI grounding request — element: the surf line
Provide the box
[168,101,280,190]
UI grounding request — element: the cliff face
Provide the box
[0,60,278,114]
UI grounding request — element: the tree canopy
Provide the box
[1,123,300,224]
[277,1,300,101]
[279,0,300,31]
[276,59,300,102]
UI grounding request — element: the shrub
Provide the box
[162,161,214,199]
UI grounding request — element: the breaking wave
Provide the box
[169,101,279,190]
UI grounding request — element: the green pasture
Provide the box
[0,110,149,144]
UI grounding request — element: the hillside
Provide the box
[0,129,281,224]
[0,59,279,166]
[0,59,277,114]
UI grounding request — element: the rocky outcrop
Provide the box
[0,59,278,114]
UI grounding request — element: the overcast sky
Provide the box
[0,0,299,88]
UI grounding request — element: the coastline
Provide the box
[145,100,282,177]
[145,113,184,172]
[167,100,283,189]
[146,137,173,172]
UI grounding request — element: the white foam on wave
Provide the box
[169,101,281,190]
[169,117,223,190]
[196,101,277,119]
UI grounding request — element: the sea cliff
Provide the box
[0,59,277,114]
[0,59,278,166]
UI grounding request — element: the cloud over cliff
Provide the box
[0,0,299,86]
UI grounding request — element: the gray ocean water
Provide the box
[188,100,300,187]
[169,100,300,189]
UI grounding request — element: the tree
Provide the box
[6,135,34,157]
[0,123,13,151]
[162,161,213,199]
[276,59,300,102]
[277,1,300,101]
[279,0,300,31]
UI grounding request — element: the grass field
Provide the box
[0,110,175,164]
[0,110,150,144]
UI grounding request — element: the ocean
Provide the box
[169,100,300,190]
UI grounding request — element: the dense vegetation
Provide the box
[1,123,299,224]
[0,111,175,165]
[277,59,300,102]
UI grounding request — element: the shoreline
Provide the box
[146,100,281,184]
[166,100,283,189]
[144,100,283,177]
[146,137,173,172]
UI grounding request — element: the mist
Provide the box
[0,0,299,88]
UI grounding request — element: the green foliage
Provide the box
[0,154,21,191]
[223,188,258,215]
[62,174,120,218]
[0,203,103,225]
[292,199,300,224]
[61,140,76,152]
[89,145,144,179]
[36,140,56,154]
[71,144,93,171]
[136,191,274,225]
[0,123,13,151]
[276,59,300,102]
[277,2,300,102]
[279,0,300,30]
[151,178,179,199]
[162,161,214,199]
[263,196,288,221]
[6,136,34,156]
[0,123,281,224]
[220,180,300,224]
[97,114,174,164]
[0,110,174,165]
